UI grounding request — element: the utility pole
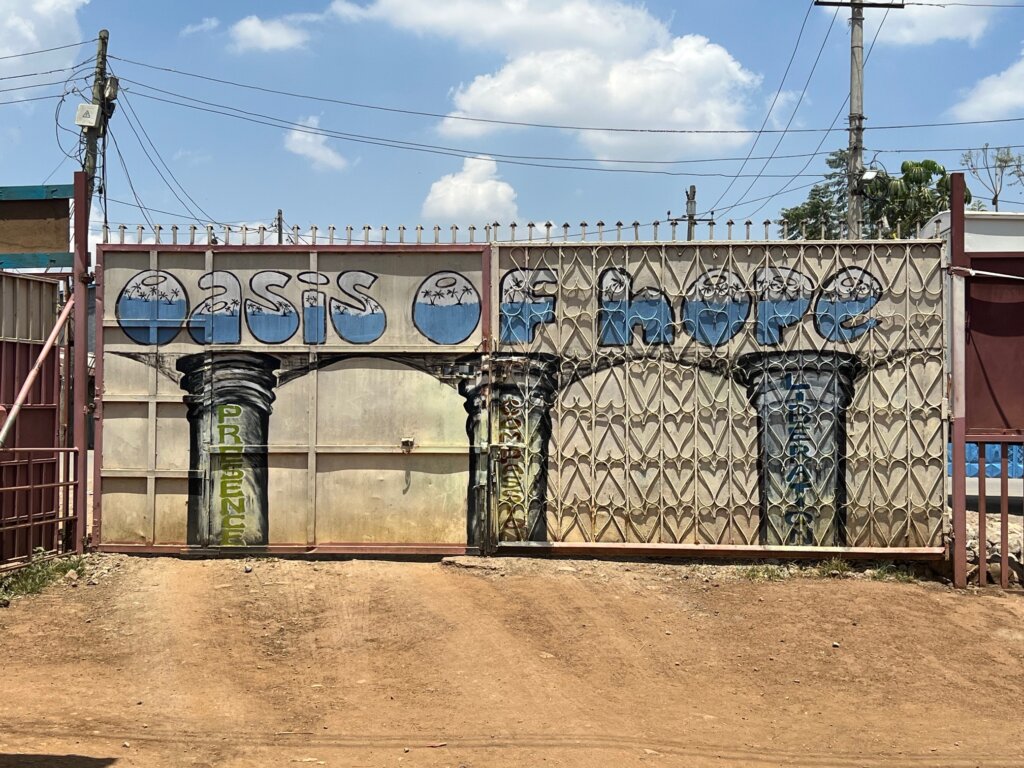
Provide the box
[81,29,110,213]
[848,2,864,239]
[276,209,284,245]
[814,2,903,238]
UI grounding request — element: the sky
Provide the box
[1,0,1023,242]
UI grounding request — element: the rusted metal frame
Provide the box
[97,244,488,254]
[0,295,74,449]
[497,541,946,560]
[1000,443,1010,588]
[0,514,78,534]
[92,249,105,546]
[0,478,78,494]
[0,447,78,453]
[95,543,480,556]
[72,171,89,555]
[0,549,70,575]
[978,441,987,586]
[306,247,319,548]
[146,248,160,546]
[26,452,35,557]
[950,173,968,588]
[478,242,498,553]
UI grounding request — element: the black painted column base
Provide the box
[734,351,862,547]
[460,354,559,546]
[177,352,279,547]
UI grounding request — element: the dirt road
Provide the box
[1,555,1022,767]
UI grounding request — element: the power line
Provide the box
[718,4,841,214]
[121,86,833,178]
[107,126,155,231]
[0,40,94,62]
[724,5,893,221]
[0,79,78,95]
[0,61,93,82]
[118,77,854,168]
[109,52,1024,135]
[0,93,66,107]
[105,197,263,224]
[905,2,1024,6]
[112,80,223,225]
[114,93,208,226]
[708,1,816,213]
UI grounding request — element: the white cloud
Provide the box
[0,0,89,100]
[950,51,1024,120]
[229,15,309,52]
[765,90,802,131]
[181,17,219,36]
[331,1,759,158]
[867,5,993,46]
[422,156,518,224]
[330,0,665,55]
[284,116,349,172]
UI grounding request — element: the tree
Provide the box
[780,151,972,239]
[961,144,1024,211]
[865,159,972,237]
[779,150,849,239]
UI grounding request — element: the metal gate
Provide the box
[0,273,78,571]
[949,173,1024,588]
[493,239,947,556]
[96,242,486,554]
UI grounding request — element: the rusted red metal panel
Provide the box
[0,342,65,566]
[964,261,1024,435]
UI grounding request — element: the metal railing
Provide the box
[0,447,80,574]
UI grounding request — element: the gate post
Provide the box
[461,353,559,548]
[950,172,968,588]
[177,352,279,547]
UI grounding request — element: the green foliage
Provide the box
[870,562,916,583]
[780,150,850,239]
[0,551,86,603]
[740,564,789,582]
[815,557,851,579]
[780,150,974,239]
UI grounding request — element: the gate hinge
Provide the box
[941,397,950,421]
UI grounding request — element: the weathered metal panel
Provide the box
[964,259,1024,434]
[96,240,945,555]
[0,273,73,569]
[98,246,483,549]
[493,241,946,549]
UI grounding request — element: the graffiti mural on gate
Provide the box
[102,242,942,550]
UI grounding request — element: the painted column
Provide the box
[176,352,279,547]
[734,351,861,547]
[460,354,559,545]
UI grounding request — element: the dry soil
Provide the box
[1,555,1022,767]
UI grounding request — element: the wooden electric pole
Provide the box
[847,2,865,239]
[82,29,110,214]
[814,2,903,238]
